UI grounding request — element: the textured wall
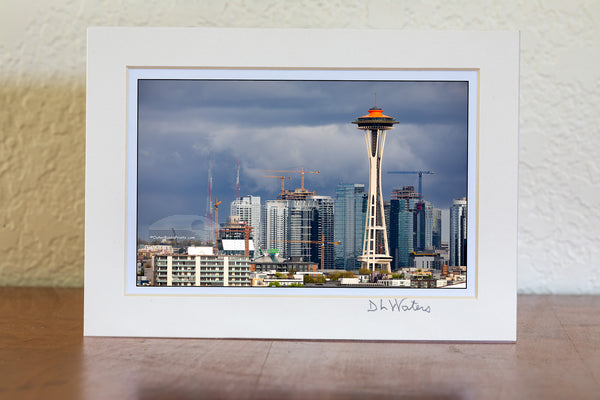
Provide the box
[1,1,598,292]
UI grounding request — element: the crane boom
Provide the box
[261,166,319,190]
[262,175,291,196]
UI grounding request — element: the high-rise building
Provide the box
[389,185,437,267]
[262,196,334,267]
[353,105,398,272]
[230,195,261,248]
[432,208,442,249]
[388,200,399,269]
[391,199,415,268]
[415,200,433,251]
[306,196,335,269]
[384,200,391,253]
[334,184,367,270]
[389,187,419,269]
[262,200,289,258]
[391,186,419,201]
[450,197,468,266]
[287,200,316,261]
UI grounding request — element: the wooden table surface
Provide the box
[0,288,598,400]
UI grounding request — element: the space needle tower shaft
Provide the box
[353,104,398,272]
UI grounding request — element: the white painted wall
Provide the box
[1,0,598,293]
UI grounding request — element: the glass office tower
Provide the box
[334,184,367,270]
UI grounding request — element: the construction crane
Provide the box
[213,199,222,256]
[243,224,252,257]
[220,223,254,257]
[387,170,435,199]
[273,235,340,270]
[261,166,319,191]
[262,175,292,197]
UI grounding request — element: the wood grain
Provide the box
[0,288,598,399]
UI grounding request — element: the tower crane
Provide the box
[261,166,319,191]
[387,170,435,199]
[262,175,292,197]
[243,224,252,257]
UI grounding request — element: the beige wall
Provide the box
[1,1,599,292]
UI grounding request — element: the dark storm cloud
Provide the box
[137,78,470,238]
[139,80,466,129]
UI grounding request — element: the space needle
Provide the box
[353,102,398,272]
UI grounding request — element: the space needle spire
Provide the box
[353,102,398,272]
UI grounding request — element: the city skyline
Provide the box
[137,79,469,240]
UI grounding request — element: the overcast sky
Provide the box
[137,79,468,239]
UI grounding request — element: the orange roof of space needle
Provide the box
[358,107,389,119]
[352,106,398,129]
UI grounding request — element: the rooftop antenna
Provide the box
[374,92,377,108]
[236,157,240,199]
[206,154,214,236]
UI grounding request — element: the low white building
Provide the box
[153,254,251,287]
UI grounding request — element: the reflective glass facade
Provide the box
[334,184,367,270]
[396,199,415,268]
[450,197,468,266]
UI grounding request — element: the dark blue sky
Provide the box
[137,79,469,239]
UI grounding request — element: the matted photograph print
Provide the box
[130,70,476,296]
[86,28,518,340]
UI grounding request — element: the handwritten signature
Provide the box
[367,298,431,313]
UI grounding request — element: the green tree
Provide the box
[328,271,356,281]
[304,275,315,284]
[269,281,281,287]
[328,272,340,281]
[358,268,372,275]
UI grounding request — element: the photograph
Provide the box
[87,29,518,341]
[135,76,471,290]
